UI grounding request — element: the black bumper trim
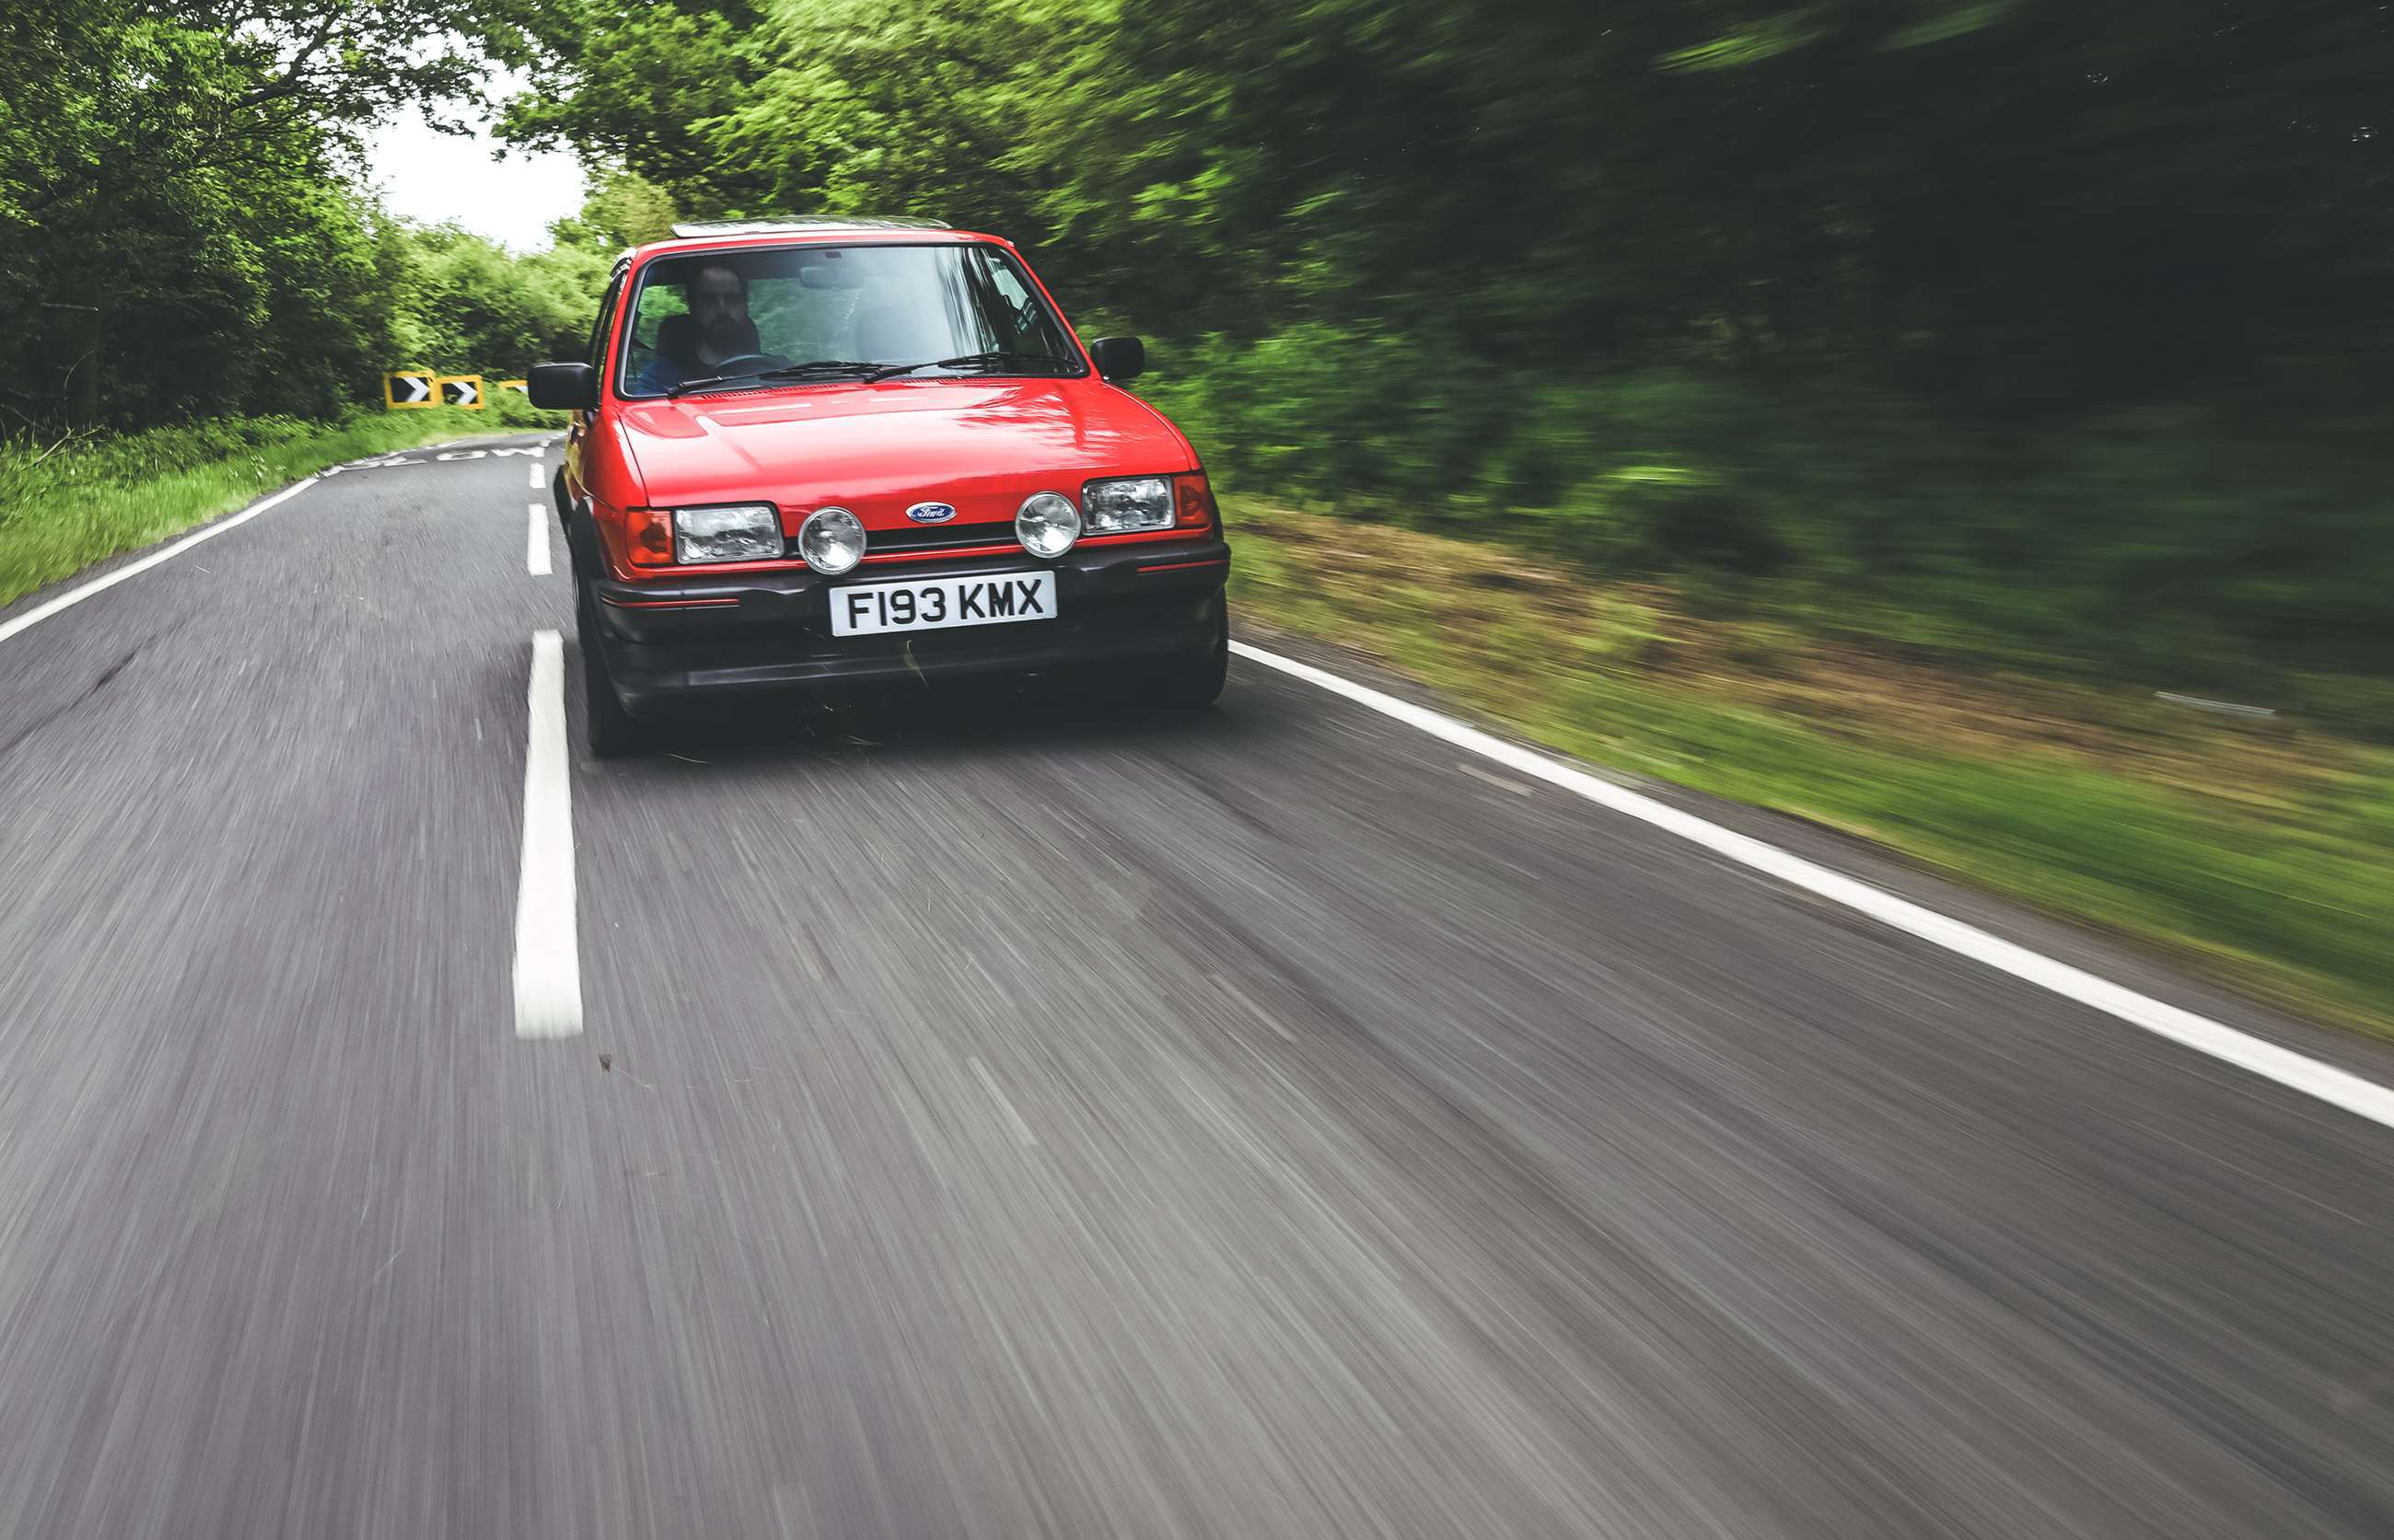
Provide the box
[587,536,1229,711]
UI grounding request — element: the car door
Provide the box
[564,262,629,507]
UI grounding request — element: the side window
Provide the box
[985,258,1035,315]
[981,254,1039,348]
[976,250,1075,360]
[619,282,688,394]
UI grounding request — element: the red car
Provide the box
[531,218,1229,754]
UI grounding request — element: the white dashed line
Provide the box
[527,503,552,576]
[1229,639,2394,1131]
[513,630,582,1038]
[0,477,315,647]
[529,461,545,489]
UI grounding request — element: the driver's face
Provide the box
[689,267,750,347]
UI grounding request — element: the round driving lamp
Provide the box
[798,506,866,574]
[1016,491,1081,559]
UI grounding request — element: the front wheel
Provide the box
[575,582,652,757]
[1156,612,1229,710]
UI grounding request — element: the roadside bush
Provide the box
[1150,328,2391,731]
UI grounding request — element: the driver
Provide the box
[634,262,769,393]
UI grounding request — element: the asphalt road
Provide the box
[2,434,2389,1539]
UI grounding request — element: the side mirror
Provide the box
[1087,336,1145,384]
[528,361,599,411]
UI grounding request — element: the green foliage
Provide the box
[0,0,634,588]
[0,0,593,433]
[502,0,2366,403]
[1880,2,2025,51]
[547,168,681,250]
[382,222,616,379]
[502,2,779,214]
[1657,6,1832,72]
[13,0,2382,739]
[472,0,2376,724]
[506,0,2394,405]
[1165,334,2389,727]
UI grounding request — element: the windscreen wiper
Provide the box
[665,360,878,397]
[865,351,1074,383]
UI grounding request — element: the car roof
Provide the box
[622,218,1007,265]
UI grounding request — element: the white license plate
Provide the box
[828,571,1058,637]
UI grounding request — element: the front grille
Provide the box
[803,520,1018,559]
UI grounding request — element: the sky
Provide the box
[364,73,586,251]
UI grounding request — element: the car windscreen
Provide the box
[615,243,1087,398]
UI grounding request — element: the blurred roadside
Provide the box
[1224,500,2394,1038]
[0,396,556,609]
[9,1,2386,1036]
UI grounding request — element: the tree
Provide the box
[0,0,565,427]
[502,0,779,215]
[382,221,614,376]
[545,168,680,251]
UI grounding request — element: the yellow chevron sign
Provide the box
[498,378,529,394]
[435,374,485,410]
[384,369,436,409]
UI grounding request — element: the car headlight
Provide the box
[674,504,783,563]
[1016,491,1081,558]
[798,506,866,574]
[1081,475,1175,534]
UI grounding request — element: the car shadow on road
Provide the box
[569,654,1271,776]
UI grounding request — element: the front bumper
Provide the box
[587,536,1229,712]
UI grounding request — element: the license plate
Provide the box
[828,572,1058,637]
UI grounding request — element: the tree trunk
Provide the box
[64,303,100,430]
[42,300,103,430]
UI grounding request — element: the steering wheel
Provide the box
[709,352,785,375]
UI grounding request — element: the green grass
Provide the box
[1226,504,2394,1036]
[0,396,558,608]
[1528,685,2394,1025]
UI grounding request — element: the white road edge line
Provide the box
[1227,639,2394,1131]
[514,630,583,1039]
[0,476,317,647]
[526,502,552,576]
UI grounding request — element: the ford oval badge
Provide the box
[905,502,958,525]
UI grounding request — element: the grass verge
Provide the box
[0,398,557,609]
[1226,503,2394,1037]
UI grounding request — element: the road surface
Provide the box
[2,434,2388,1538]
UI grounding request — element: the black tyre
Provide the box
[1157,610,1229,709]
[575,581,652,757]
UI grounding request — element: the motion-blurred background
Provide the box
[3,0,2388,1026]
